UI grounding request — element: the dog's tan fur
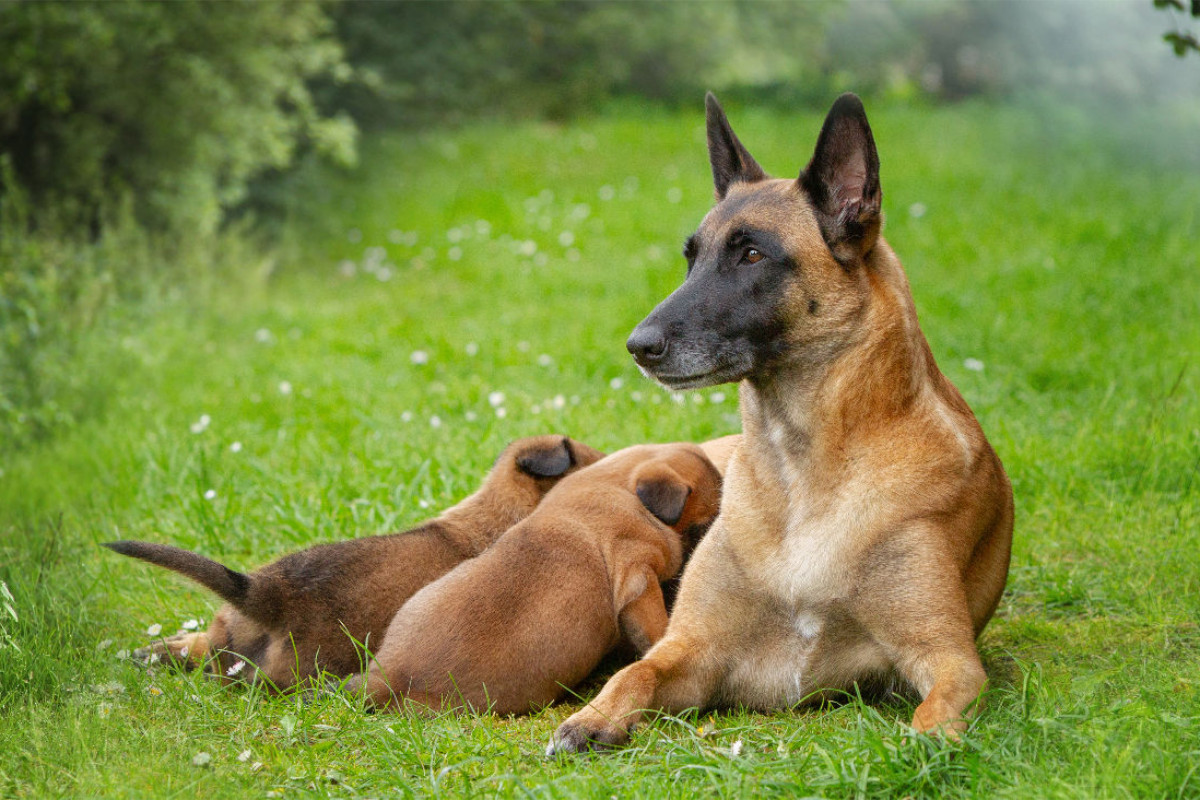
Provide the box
[550,95,1013,752]
[344,443,723,716]
[106,435,604,688]
[698,434,740,477]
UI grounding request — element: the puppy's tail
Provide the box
[102,540,255,612]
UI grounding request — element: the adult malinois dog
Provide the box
[550,93,1013,752]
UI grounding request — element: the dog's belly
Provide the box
[713,605,893,710]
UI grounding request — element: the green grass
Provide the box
[2,98,1199,798]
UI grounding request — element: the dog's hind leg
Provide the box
[854,533,987,737]
[134,631,211,671]
[616,572,669,655]
[340,667,399,711]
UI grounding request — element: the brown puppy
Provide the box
[550,93,1013,753]
[104,435,605,689]
[343,443,723,716]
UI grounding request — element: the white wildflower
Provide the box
[429,415,443,429]
[465,342,479,357]
[182,619,199,631]
[667,187,683,204]
[495,407,508,419]
[488,391,506,407]
[203,489,216,501]
[710,391,726,404]
[964,358,985,372]
[226,660,246,677]
[192,752,212,767]
[278,381,292,395]
[410,350,429,365]
[609,377,624,390]
[558,231,575,247]
[229,441,243,453]
[146,624,162,637]
[909,202,927,218]
[189,414,211,435]
[238,750,253,763]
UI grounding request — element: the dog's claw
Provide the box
[546,720,626,756]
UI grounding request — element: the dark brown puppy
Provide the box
[104,435,604,689]
[550,93,1013,753]
[343,442,723,716]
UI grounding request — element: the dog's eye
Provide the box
[744,248,764,264]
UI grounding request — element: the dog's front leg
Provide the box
[548,634,718,754]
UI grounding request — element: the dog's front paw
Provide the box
[546,710,630,756]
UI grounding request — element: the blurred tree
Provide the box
[319,1,835,129]
[0,1,355,237]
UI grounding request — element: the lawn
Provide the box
[1,98,1198,798]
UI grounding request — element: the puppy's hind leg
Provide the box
[341,667,400,711]
[617,572,669,656]
[134,631,211,671]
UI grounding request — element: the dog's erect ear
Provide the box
[515,436,574,478]
[706,92,766,200]
[634,463,692,526]
[799,93,882,263]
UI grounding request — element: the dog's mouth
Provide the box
[641,362,747,391]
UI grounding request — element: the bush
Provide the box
[0,0,355,237]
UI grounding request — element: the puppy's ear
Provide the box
[706,92,766,200]
[635,463,692,526]
[799,93,882,264]
[515,436,574,478]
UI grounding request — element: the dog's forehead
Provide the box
[695,179,819,250]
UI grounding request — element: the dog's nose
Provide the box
[626,326,667,365]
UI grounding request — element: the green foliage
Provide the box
[1155,0,1200,56]
[0,0,355,237]
[321,1,835,128]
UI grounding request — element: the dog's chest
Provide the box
[739,483,866,608]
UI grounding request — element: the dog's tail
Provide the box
[102,540,277,626]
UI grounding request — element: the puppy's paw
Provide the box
[133,632,207,670]
[546,710,630,756]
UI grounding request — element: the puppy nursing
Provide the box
[344,443,723,716]
[104,435,604,688]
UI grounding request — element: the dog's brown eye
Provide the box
[745,248,764,264]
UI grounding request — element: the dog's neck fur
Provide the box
[741,239,935,479]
